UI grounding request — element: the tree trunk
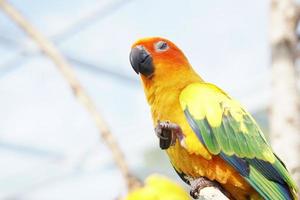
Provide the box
[270,0,300,187]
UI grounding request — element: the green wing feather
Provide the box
[180,82,298,200]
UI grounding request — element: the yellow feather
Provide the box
[180,82,225,127]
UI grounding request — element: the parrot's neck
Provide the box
[141,68,203,110]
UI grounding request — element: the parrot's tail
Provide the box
[246,159,298,200]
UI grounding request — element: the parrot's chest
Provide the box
[150,96,212,177]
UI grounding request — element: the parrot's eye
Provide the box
[155,41,169,52]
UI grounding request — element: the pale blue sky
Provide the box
[0,0,270,199]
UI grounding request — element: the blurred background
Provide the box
[0,0,299,199]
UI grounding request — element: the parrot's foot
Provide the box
[190,177,231,199]
[155,120,184,150]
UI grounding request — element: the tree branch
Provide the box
[270,0,300,187]
[196,187,230,200]
[0,0,141,191]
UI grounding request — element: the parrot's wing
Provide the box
[179,82,298,200]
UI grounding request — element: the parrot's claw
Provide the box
[190,177,231,199]
[155,120,183,150]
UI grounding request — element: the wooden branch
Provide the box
[197,187,230,200]
[188,176,230,200]
[270,0,300,187]
[0,0,141,191]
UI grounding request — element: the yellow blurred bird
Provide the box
[124,174,190,200]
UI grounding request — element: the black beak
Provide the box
[129,46,154,77]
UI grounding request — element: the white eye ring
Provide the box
[154,41,169,52]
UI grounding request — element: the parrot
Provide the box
[129,37,298,200]
[124,174,190,200]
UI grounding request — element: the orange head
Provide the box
[129,37,201,91]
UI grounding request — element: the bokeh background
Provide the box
[0,0,287,199]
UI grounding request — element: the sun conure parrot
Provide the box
[124,174,190,200]
[129,37,298,200]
